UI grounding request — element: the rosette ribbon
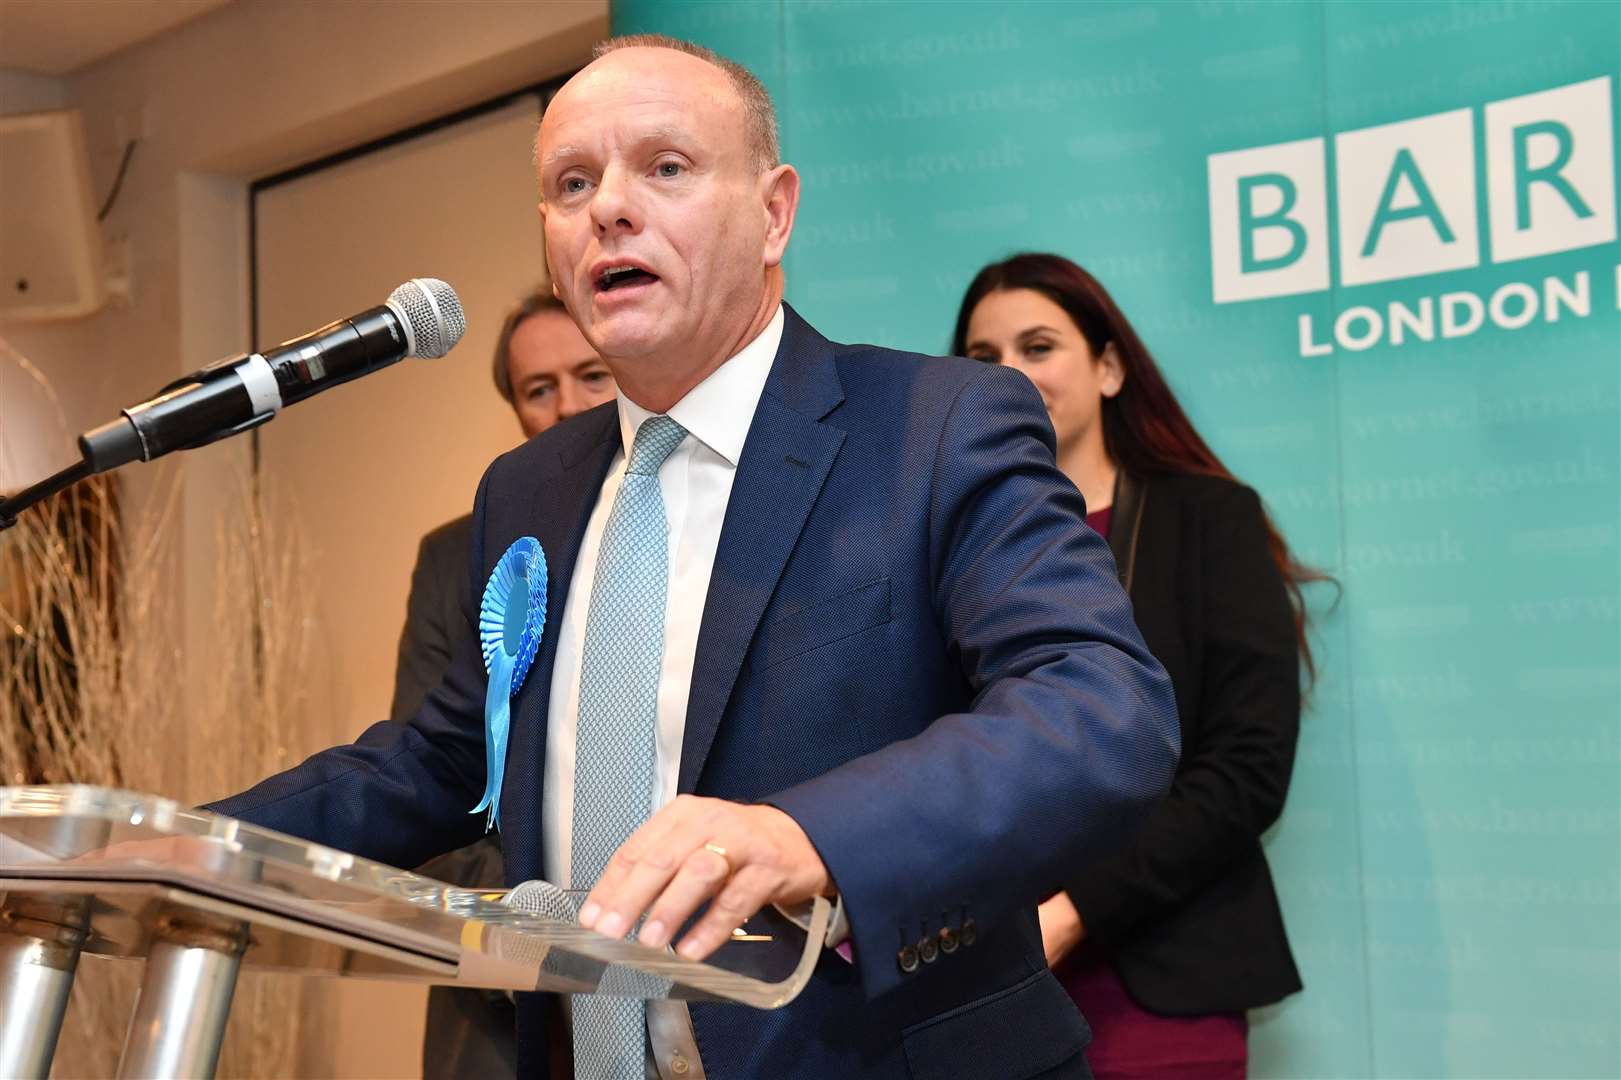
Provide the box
[471,536,547,831]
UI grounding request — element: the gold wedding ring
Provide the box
[703,841,730,871]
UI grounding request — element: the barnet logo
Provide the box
[1208,76,1616,304]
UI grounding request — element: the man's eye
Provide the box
[583,371,612,386]
[561,177,589,194]
[527,385,555,401]
[655,161,682,178]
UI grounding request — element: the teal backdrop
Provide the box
[611,2,1621,1076]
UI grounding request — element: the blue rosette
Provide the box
[470,536,547,831]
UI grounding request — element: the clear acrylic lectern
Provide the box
[0,785,828,1079]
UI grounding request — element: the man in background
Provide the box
[396,290,613,1080]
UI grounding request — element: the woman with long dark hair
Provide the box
[953,253,1319,1078]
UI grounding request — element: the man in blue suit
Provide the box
[211,34,1178,1080]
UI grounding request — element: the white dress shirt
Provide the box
[541,306,784,1080]
[541,303,784,888]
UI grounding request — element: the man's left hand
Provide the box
[577,795,833,961]
[1037,892,1085,967]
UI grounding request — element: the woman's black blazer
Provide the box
[1066,470,1304,1014]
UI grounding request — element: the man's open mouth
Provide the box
[596,266,659,292]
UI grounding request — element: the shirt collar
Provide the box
[614,304,784,468]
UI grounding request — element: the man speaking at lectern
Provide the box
[211,35,1178,1080]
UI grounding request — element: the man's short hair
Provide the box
[591,34,780,172]
[492,291,570,404]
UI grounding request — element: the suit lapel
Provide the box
[678,306,845,792]
[526,414,620,708]
[1108,470,1148,596]
[499,406,617,876]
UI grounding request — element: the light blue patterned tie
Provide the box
[571,415,687,1080]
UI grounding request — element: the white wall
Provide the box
[0,67,74,488]
[0,67,68,113]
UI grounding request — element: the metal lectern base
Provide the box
[116,908,247,1080]
[0,899,86,1080]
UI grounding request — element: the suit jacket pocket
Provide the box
[901,968,1089,1080]
[752,577,892,670]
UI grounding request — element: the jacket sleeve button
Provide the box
[960,918,977,947]
[897,944,920,973]
[937,926,958,954]
[918,935,939,964]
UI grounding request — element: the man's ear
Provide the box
[760,164,800,269]
[1099,342,1127,398]
[536,202,564,302]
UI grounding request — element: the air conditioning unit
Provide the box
[0,109,107,322]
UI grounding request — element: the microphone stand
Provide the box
[0,390,275,532]
[0,459,94,532]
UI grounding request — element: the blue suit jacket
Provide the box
[210,306,1178,1079]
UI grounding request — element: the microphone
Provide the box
[502,879,580,923]
[77,278,466,473]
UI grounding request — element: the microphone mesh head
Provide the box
[503,879,579,923]
[387,277,466,359]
